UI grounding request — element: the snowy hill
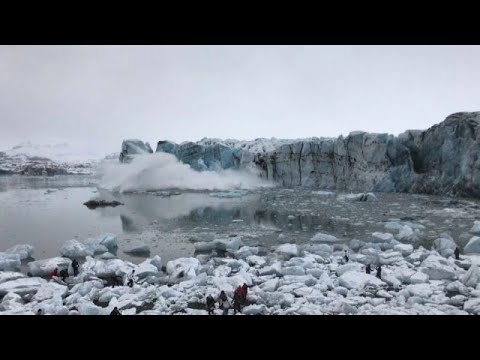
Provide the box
[0,142,102,176]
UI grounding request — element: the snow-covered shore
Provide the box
[2,225,480,315]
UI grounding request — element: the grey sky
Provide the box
[1,45,479,156]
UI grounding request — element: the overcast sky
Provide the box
[1,45,479,156]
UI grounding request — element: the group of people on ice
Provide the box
[206,283,249,315]
[49,259,80,282]
[41,243,466,315]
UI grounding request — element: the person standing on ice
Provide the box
[126,269,136,287]
[344,250,349,263]
[110,307,121,315]
[454,247,460,260]
[218,290,228,309]
[376,265,382,279]
[59,269,69,282]
[71,259,79,277]
[206,295,215,315]
[233,287,243,314]
[222,296,231,315]
[366,264,372,274]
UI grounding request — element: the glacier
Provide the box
[119,112,480,198]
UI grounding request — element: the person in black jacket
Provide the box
[366,264,372,274]
[59,269,69,282]
[110,307,121,315]
[71,259,79,277]
[206,295,215,315]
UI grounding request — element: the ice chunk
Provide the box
[32,282,68,302]
[409,272,429,284]
[382,274,402,289]
[81,257,133,278]
[257,261,282,276]
[302,244,333,258]
[393,268,416,283]
[470,221,480,234]
[135,260,159,280]
[432,237,457,258]
[397,225,420,242]
[349,239,366,251]
[149,255,162,271]
[27,257,72,277]
[464,236,480,254]
[312,190,335,196]
[277,234,290,244]
[0,252,21,271]
[0,272,25,285]
[406,248,430,264]
[337,193,377,202]
[78,302,109,315]
[463,298,480,314]
[242,304,267,315]
[60,239,94,258]
[84,233,118,254]
[281,266,306,276]
[338,271,383,290]
[5,244,34,260]
[123,242,150,256]
[194,242,216,253]
[335,302,358,314]
[306,269,324,279]
[246,255,267,267]
[311,233,339,243]
[334,287,348,296]
[420,254,458,280]
[376,290,393,298]
[213,237,243,252]
[234,246,259,260]
[378,251,403,265]
[394,244,414,257]
[384,222,404,232]
[372,232,394,243]
[461,264,480,288]
[69,279,104,298]
[214,265,232,277]
[259,278,279,292]
[166,257,200,280]
[91,245,109,255]
[275,244,298,258]
[0,292,24,311]
[0,277,47,297]
[446,281,469,296]
[336,263,363,276]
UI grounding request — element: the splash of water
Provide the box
[98,152,274,193]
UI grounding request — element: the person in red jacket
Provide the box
[50,268,58,279]
[233,286,243,314]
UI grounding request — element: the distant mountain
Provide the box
[0,142,103,176]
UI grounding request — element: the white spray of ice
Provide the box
[98,153,274,193]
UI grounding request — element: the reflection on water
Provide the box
[120,215,140,233]
[2,175,480,264]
